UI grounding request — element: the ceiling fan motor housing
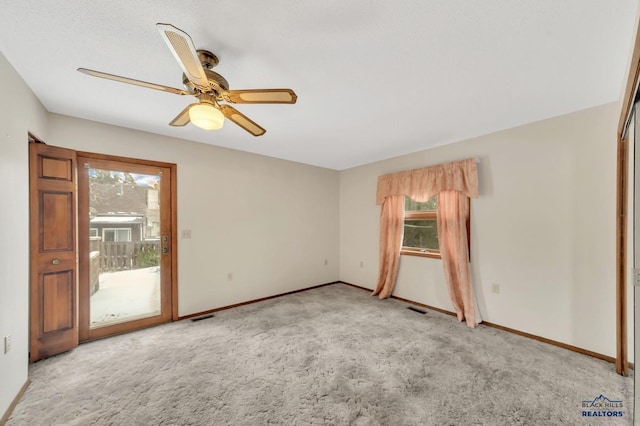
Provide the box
[182,69,229,95]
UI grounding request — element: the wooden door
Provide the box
[29,143,79,361]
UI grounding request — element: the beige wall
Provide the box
[339,102,619,357]
[47,114,341,316]
[0,54,49,417]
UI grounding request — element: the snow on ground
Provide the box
[90,266,161,328]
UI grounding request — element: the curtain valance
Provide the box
[375,158,478,205]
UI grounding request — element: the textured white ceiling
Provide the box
[0,1,637,170]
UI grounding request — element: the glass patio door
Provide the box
[77,155,174,341]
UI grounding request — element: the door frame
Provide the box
[77,151,178,341]
[617,15,640,376]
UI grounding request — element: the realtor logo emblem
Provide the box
[581,394,624,418]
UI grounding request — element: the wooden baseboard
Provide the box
[338,281,618,366]
[339,281,375,293]
[0,379,30,426]
[481,321,615,364]
[178,281,340,320]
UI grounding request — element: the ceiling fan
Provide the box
[78,23,297,136]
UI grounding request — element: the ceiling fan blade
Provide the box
[169,105,192,126]
[157,23,210,90]
[78,68,189,95]
[223,89,297,104]
[219,105,266,136]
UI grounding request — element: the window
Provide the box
[89,228,99,238]
[102,228,132,242]
[401,195,440,259]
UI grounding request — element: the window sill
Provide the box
[400,249,441,259]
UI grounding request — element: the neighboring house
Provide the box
[89,181,161,242]
[90,213,145,242]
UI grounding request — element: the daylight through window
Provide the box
[402,195,440,258]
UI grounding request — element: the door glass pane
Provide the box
[88,168,161,329]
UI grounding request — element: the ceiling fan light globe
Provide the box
[189,103,224,130]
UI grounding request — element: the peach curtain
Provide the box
[374,158,479,326]
[376,158,477,205]
[372,195,405,299]
[437,191,475,327]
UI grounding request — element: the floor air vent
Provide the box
[406,306,427,314]
[191,314,214,322]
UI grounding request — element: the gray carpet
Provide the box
[7,284,633,425]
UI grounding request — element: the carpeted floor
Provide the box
[6,283,633,425]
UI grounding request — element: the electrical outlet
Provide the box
[4,335,11,354]
[324,259,329,266]
[227,272,233,281]
[360,261,364,268]
[491,283,500,294]
[181,229,192,239]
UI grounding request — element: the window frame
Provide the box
[401,199,441,259]
[401,197,472,260]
